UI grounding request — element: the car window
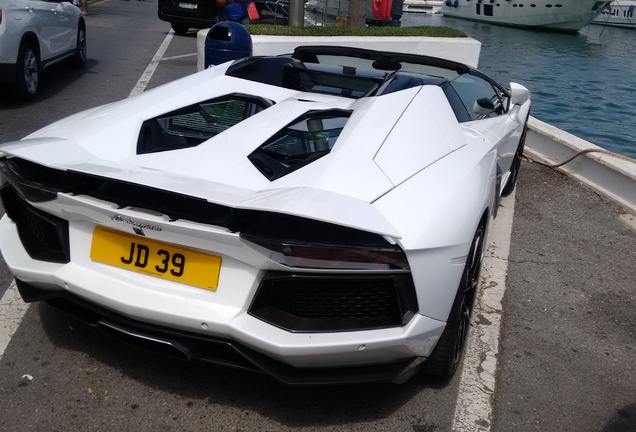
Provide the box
[248,110,351,181]
[449,74,506,121]
[137,94,272,154]
[282,63,383,99]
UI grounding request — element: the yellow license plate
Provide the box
[90,226,221,290]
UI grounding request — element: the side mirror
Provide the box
[510,82,531,106]
[473,97,495,115]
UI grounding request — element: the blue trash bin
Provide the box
[204,22,252,68]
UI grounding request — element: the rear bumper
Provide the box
[17,278,425,385]
[157,0,219,27]
[0,170,456,383]
[158,10,218,27]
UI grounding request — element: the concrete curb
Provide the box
[526,116,636,214]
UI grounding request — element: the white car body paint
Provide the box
[0,47,531,381]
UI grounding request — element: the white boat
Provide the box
[441,0,612,32]
[592,0,636,28]
[403,0,444,14]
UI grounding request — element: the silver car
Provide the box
[0,0,86,99]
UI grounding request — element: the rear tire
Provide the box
[424,223,485,378]
[12,41,39,100]
[171,23,189,34]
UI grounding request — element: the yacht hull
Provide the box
[592,0,636,28]
[441,0,612,32]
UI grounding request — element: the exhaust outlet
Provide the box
[97,321,192,361]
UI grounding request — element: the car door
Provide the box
[28,0,75,60]
[449,73,521,174]
[0,0,46,61]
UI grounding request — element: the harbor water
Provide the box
[400,14,636,157]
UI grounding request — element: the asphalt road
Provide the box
[493,163,636,432]
[0,3,635,431]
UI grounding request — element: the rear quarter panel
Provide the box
[372,139,497,321]
[374,86,466,186]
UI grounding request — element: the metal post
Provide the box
[288,0,305,26]
[390,0,404,26]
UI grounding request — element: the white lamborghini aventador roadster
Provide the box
[0,46,531,384]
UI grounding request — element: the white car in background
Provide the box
[0,0,86,99]
[0,46,531,384]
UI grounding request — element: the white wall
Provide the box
[526,117,636,214]
[196,31,482,71]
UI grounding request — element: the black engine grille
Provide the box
[1,186,70,263]
[249,272,418,332]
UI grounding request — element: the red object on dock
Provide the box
[372,0,393,20]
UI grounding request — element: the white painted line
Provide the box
[161,53,197,61]
[451,190,516,432]
[0,281,30,361]
[129,31,175,97]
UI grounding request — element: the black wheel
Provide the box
[171,23,189,34]
[501,119,528,197]
[12,41,39,100]
[68,24,87,68]
[424,224,485,378]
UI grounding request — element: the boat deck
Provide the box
[403,0,443,14]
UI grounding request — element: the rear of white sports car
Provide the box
[0,47,530,384]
